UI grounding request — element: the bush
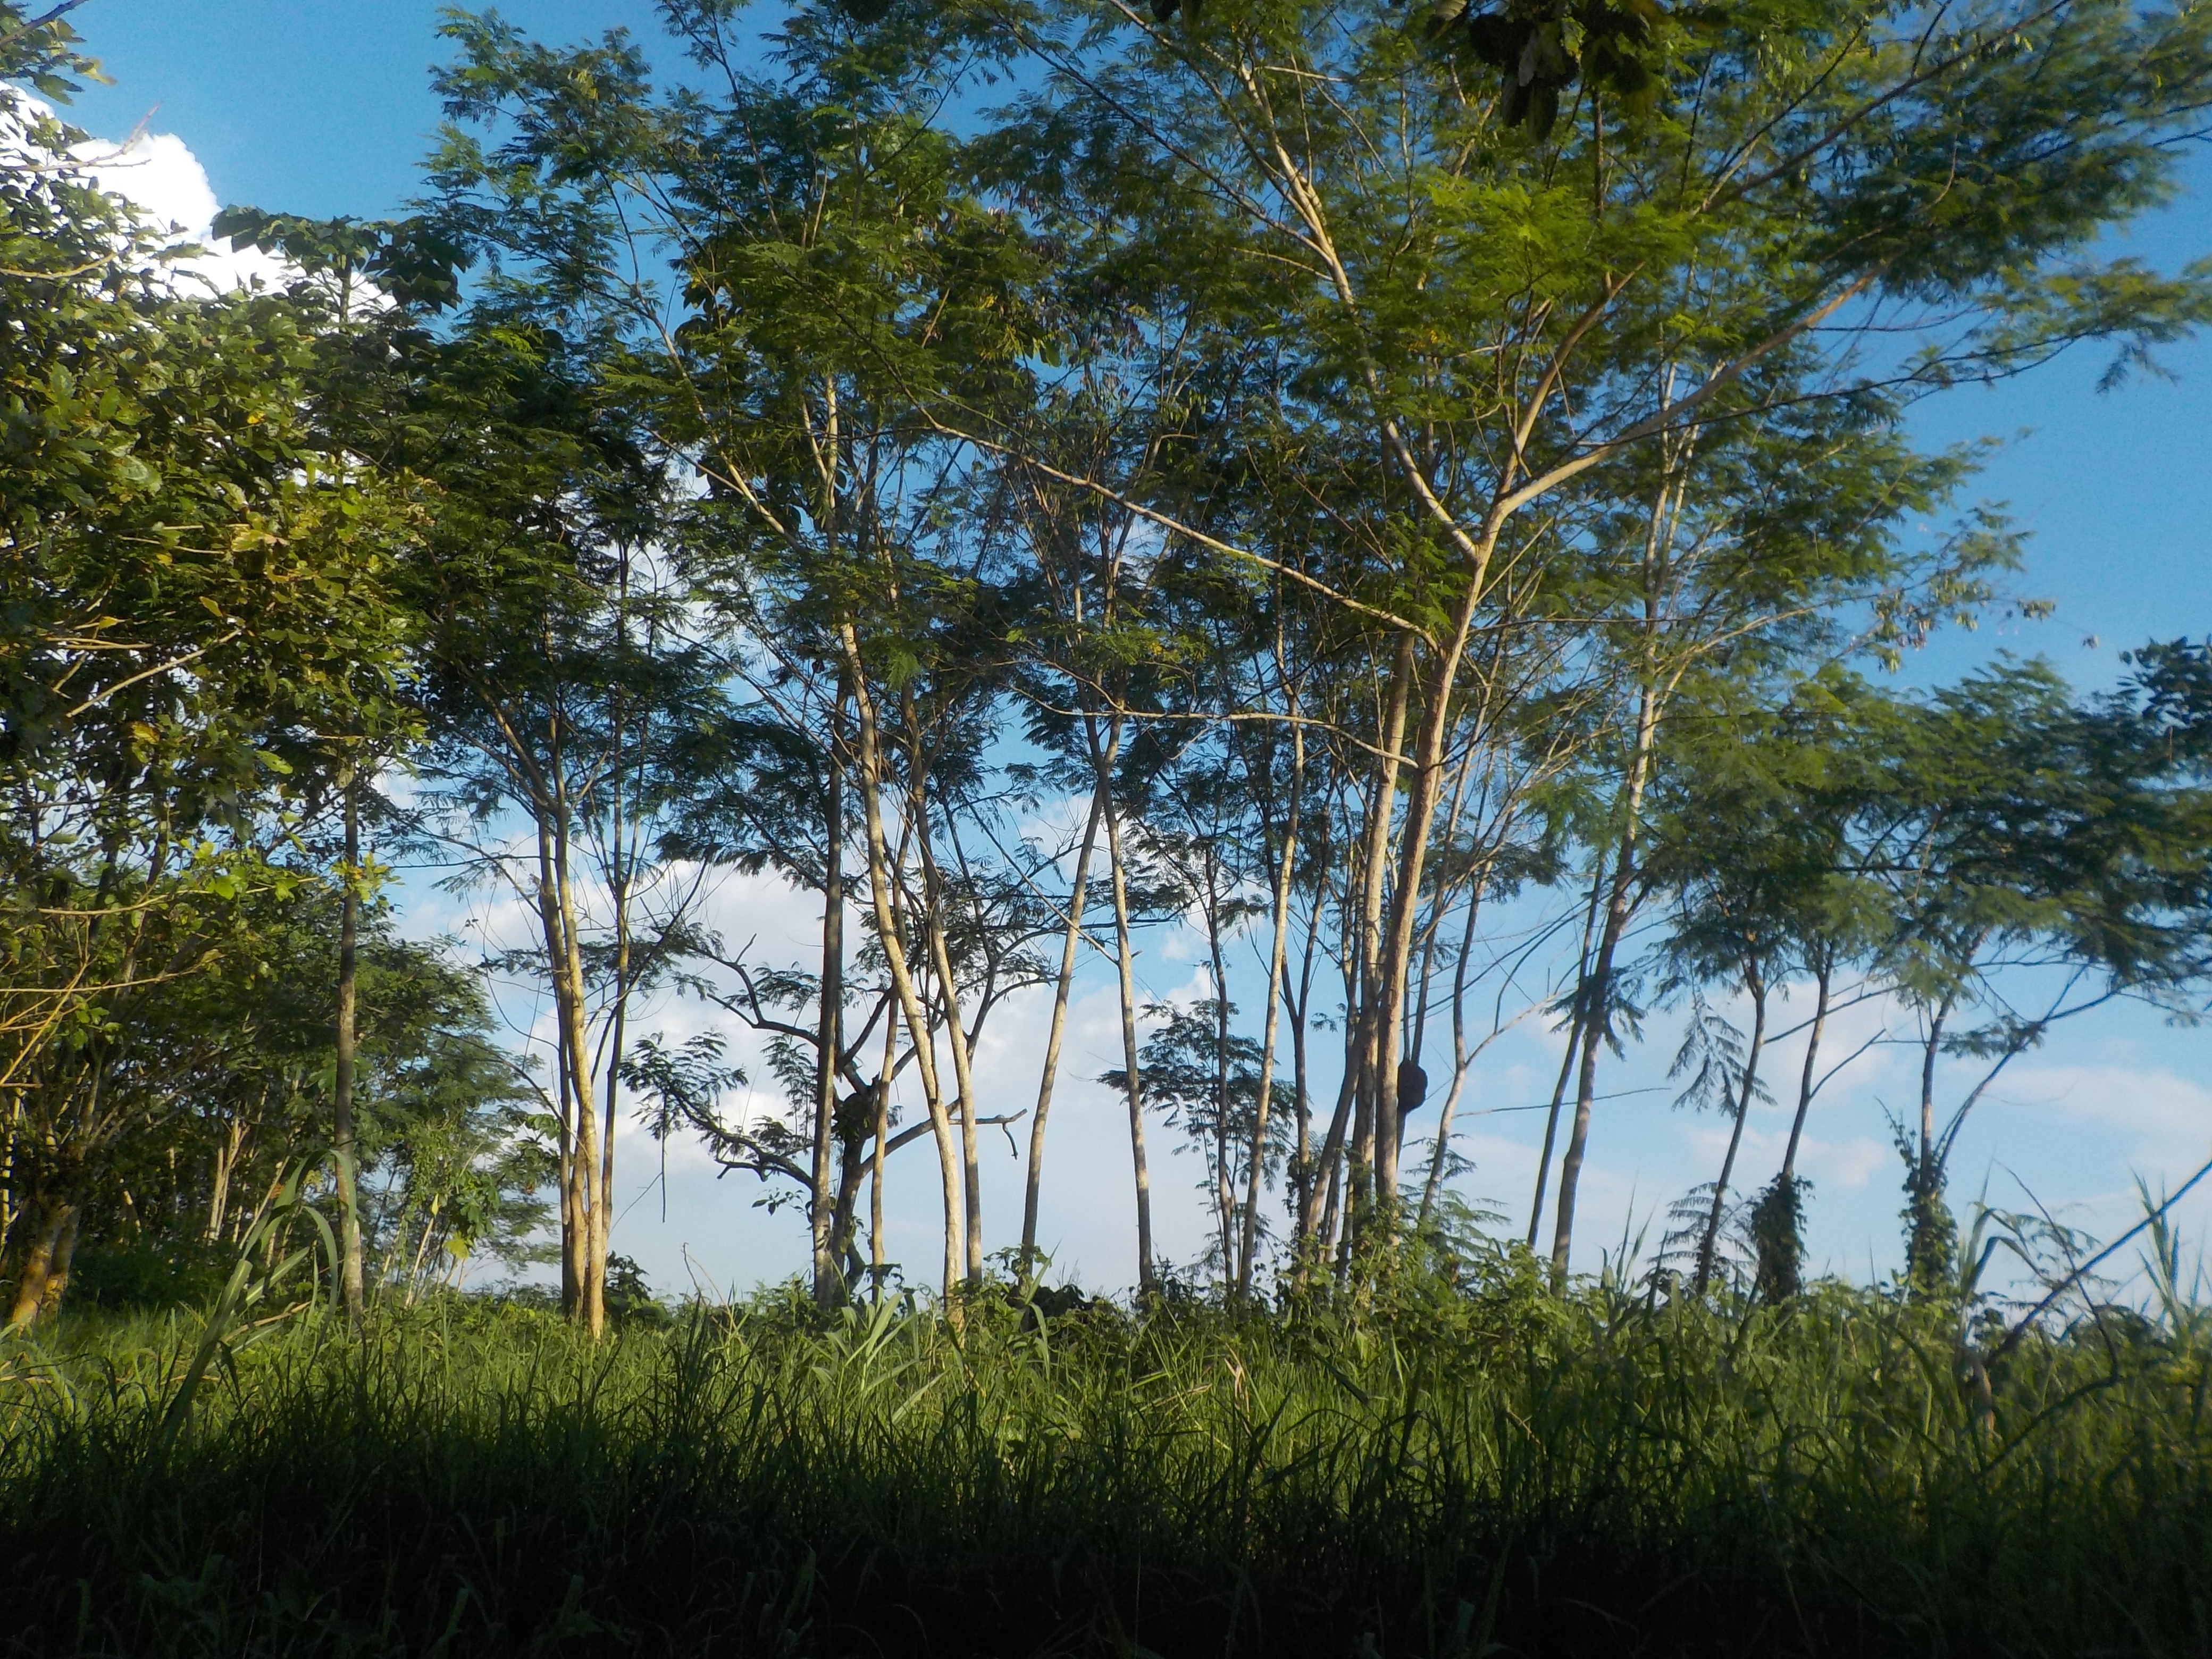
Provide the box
[60,1239,232,1311]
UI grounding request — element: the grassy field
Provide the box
[1,1250,2208,1657]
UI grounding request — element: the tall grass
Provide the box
[2,1258,2208,1656]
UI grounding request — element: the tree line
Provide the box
[4,0,2210,1334]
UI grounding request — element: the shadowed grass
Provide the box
[1,1262,2208,1656]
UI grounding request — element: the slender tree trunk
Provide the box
[1526,1032,1582,1250]
[1547,417,1690,1286]
[1548,682,1659,1288]
[811,701,846,1309]
[911,791,984,1289]
[541,709,599,1331]
[1920,998,1949,1171]
[828,1079,871,1280]
[536,810,584,1318]
[404,1201,440,1303]
[598,557,640,1327]
[1778,956,1830,1189]
[600,806,634,1328]
[1296,865,1365,1264]
[869,1007,895,1297]
[1287,929,1314,1230]
[1348,640,1413,1237]
[924,892,984,1288]
[1206,882,1235,1273]
[1020,783,1103,1280]
[1373,564,1501,1214]
[0,1092,19,1268]
[1319,1151,1343,1271]
[1528,855,1609,1247]
[332,782,365,1323]
[1695,961,1767,1293]
[837,622,963,1305]
[550,793,605,1339]
[1238,723,1301,1297]
[1420,878,1485,1226]
[1095,717,1154,1294]
[205,1118,244,1244]
[554,1020,580,1313]
[1548,849,1640,1286]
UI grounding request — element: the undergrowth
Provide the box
[1,1255,2208,1656]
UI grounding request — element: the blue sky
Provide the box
[44,0,2212,1298]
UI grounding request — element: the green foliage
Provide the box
[60,1238,233,1312]
[5,1277,2212,1655]
[1748,1172,1806,1304]
[8,0,2212,1357]
[0,0,102,102]
[0,61,429,1325]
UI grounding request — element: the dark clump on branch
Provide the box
[1436,0,1673,137]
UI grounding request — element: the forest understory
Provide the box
[3,1246,2209,1659]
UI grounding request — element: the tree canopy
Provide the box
[3,0,2209,1328]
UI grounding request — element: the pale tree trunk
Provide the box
[1021,780,1103,1279]
[1371,570,1518,1220]
[553,844,604,1339]
[811,699,845,1308]
[1920,998,1949,1172]
[839,622,965,1305]
[40,1203,78,1322]
[1419,875,1485,1226]
[1546,431,1682,1289]
[1548,721,1654,1292]
[598,643,640,1334]
[869,1009,894,1297]
[1238,718,1301,1298]
[1695,960,1767,1293]
[1219,129,1840,1246]
[205,1117,245,1244]
[1779,956,1831,1189]
[828,1078,872,1280]
[1094,715,1154,1294]
[5,1196,75,1331]
[404,1200,441,1304]
[1286,918,1316,1236]
[1205,876,1234,1273]
[1370,611,1473,1214]
[919,852,984,1289]
[332,781,365,1323]
[597,557,643,1325]
[903,707,984,1288]
[597,928,625,1332]
[536,811,585,1317]
[537,733,605,1337]
[1528,858,1610,1247]
[1347,638,1414,1237]
[1319,1152,1343,1270]
[1243,124,1510,1225]
[1296,882,1363,1259]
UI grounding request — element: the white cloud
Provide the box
[1990,1063,2212,1172]
[76,130,216,239]
[1,91,292,290]
[83,129,292,291]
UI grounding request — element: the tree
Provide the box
[975,0,2212,1282]
[1104,999,1292,1278]
[0,52,416,1323]
[1842,658,2212,1289]
[428,0,1052,1306]
[209,206,464,1321]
